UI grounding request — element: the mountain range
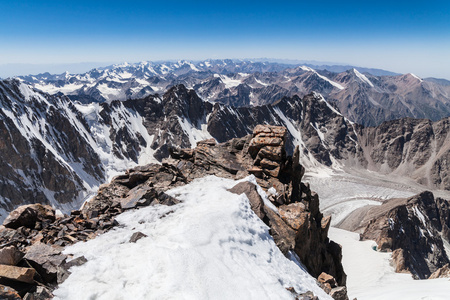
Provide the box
[16,60,450,127]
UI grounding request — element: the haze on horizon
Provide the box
[0,0,449,79]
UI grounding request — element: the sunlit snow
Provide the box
[330,228,450,300]
[54,176,331,300]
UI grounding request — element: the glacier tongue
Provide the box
[54,176,331,300]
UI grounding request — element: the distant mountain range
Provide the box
[16,59,450,126]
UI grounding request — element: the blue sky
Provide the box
[0,0,449,78]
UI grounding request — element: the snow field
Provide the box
[329,227,450,300]
[54,176,331,300]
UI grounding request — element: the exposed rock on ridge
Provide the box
[358,191,450,279]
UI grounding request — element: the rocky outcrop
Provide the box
[359,191,450,279]
[429,264,450,279]
[167,125,347,290]
[354,117,450,191]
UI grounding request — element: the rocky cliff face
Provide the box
[0,125,347,299]
[0,80,104,215]
[358,191,450,279]
[356,116,450,190]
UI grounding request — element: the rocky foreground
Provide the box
[0,125,348,300]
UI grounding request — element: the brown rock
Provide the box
[263,166,281,178]
[391,249,410,273]
[279,203,308,231]
[247,166,264,177]
[318,272,338,288]
[0,246,23,266]
[0,265,35,284]
[264,207,296,254]
[330,286,349,300]
[196,138,216,146]
[429,263,450,279]
[0,284,21,300]
[253,125,287,137]
[260,158,280,170]
[3,204,55,229]
[258,146,284,161]
[228,182,265,219]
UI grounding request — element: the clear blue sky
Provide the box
[0,0,449,78]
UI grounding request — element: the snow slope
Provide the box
[54,176,331,300]
[329,227,450,300]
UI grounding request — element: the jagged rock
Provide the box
[3,204,55,229]
[23,243,66,283]
[129,232,147,243]
[0,284,21,300]
[196,138,216,146]
[297,291,318,300]
[436,197,450,241]
[429,264,450,279]
[330,286,349,300]
[228,182,265,219]
[0,265,35,283]
[0,246,23,266]
[57,256,87,284]
[279,203,308,231]
[318,272,338,288]
[23,286,53,300]
[168,124,346,286]
[120,186,157,209]
[360,191,450,279]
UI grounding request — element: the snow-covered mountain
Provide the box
[0,79,360,220]
[17,60,450,126]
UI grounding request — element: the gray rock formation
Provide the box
[358,191,450,279]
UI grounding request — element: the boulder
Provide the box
[23,243,66,283]
[120,186,157,209]
[3,204,55,229]
[0,246,23,266]
[129,232,147,243]
[318,272,338,288]
[0,265,35,284]
[279,203,308,231]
